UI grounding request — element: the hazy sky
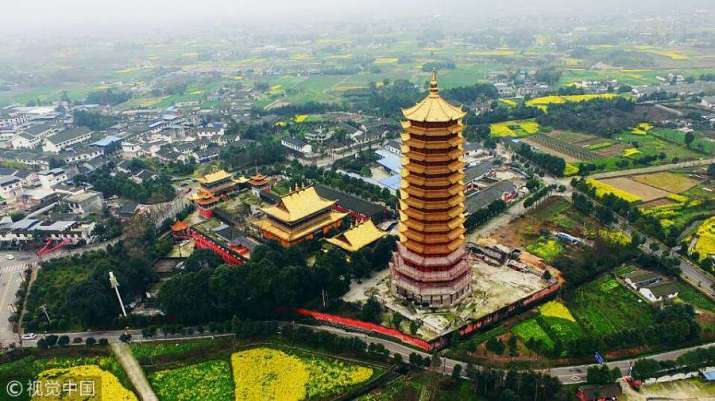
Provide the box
[4,0,714,36]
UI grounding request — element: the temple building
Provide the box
[327,220,386,253]
[255,186,347,247]
[389,71,472,307]
[192,170,240,217]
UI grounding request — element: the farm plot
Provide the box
[0,350,135,401]
[150,360,233,401]
[586,178,644,203]
[512,319,555,351]
[692,216,715,261]
[490,197,596,248]
[512,301,583,354]
[526,237,564,262]
[231,347,375,401]
[596,177,672,202]
[525,134,600,162]
[490,119,540,138]
[568,276,655,336]
[631,172,701,193]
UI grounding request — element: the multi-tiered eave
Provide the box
[389,72,472,307]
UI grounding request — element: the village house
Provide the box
[43,127,93,153]
[281,137,313,156]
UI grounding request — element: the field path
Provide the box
[111,342,159,401]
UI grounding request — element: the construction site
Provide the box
[360,241,561,343]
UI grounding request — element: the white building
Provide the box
[43,127,93,153]
[11,132,41,149]
[281,137,313,155]
[639,283,679,303]
[63,190,104,216]
[38,168,68,189]
[0,218,96,246]
[702,96,715,110]
[0,176,23,200]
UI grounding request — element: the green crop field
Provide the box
[568,276,655,336]
[512,319,555,351]
[526,237,565,262]
[150,360,234,401]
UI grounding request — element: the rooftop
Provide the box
[197,170,234,184]
[327,220,386,252]
[48,127,92,144]
[262,186,336,223]
[401,71,466,123]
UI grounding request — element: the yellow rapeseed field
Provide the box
[586,179,642,203]
[631,122,653,135]
[33,365,137,401]
[373,57,399,65]
[490,119,540,137]
[231,348,374,401]
[294,114,309,123]
[539,301,576,322]
[232,348,308,401]
[623,148,641,158]
[527,93,619,111]
[694,217,715,260]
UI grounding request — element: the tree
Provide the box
[631,359,661,380]
[183,249,224,272]
[430,352,442,369]
[359,297,383,324]
[685,132,695,148]
[486,337,505,355]
[57,335,70,347]
[451,364,463,380]
[45,335,58,347]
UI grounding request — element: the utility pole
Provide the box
[109,272,127,317]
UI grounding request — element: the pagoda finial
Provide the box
[429,69,439,96]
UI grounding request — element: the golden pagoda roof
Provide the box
[262,186,336,223]
[327,220,387,252]
[401,71,466,123]
[197,170,233,184]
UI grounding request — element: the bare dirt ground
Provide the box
[600,177,673,201]
[597,142,629,158]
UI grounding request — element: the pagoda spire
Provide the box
[429,69,439,96]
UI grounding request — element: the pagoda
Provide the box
[389,71,472,307]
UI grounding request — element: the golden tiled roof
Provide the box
[197,170,233,184]
[327,220,387,252]
[256,211,346,241]
[262,186,336,223]
[401,71,466,123]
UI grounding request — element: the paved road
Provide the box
[111,342,158,401]
[19,323,715,385]
[548,341,715,384]
[590,158,715,180]
[0,263,27,345]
